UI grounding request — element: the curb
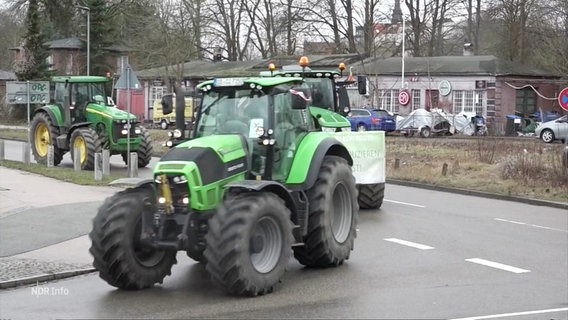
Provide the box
[386,179,568,210]
[0,268,96,290]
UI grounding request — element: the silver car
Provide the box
[535,115,568,143]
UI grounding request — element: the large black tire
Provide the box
[122,127,153,168]
[204,192,293,296]
[357,183,385,209]
[293,156,358,268]
[137,127,153,167]
[30,112,64,166]
[70,127,102,170]
[89,186,177,290]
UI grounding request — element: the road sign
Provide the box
[6,81,50,104]
[438,80,452,96]
[115,66,141,89]
[398,90,410,105]
[559,87,568,111]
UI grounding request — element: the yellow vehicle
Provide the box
[152,95,193,130]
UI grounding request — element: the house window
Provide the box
[453,90,476,113]
[46,55,54,71]
[377,89,399,113]
[411,89,420,110]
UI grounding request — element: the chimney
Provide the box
[463,42,473,56]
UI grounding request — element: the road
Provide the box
[1,184,566,320]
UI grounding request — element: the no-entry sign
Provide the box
[559,87,568,111]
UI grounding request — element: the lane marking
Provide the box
[450,307,568,320]
[465,258,530,274]
[384,199,425,208]
[495,218,568,233]
[384,238,435,250]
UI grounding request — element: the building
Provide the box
[9,37,127,76]
[351,55,564,134]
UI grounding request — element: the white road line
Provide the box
[450,307,568,320]
[384,199,426,208]
[495,218,568,233]
[384,238,435,250]
[465,258,530,274]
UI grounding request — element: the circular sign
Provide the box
[398,90,410,105]
[438,80,452,96]
[559,87,568,111]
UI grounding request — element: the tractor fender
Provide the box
[33,106,64,127]
[287,136,352,191]
[224,180,295,215]
[108,178,154,189]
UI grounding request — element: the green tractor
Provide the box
[30,76,153,170]
[90,76,359,296]
[262,58,386,209]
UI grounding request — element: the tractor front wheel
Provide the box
[204,192,293,296]
[137,127,153,167]
[357,183,385,209]
[30,112,64,166]
[89,186,177,289]
[293,155,358,268]
[70,127,101,170]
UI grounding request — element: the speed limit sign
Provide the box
[398,90,410,105]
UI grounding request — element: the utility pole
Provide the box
[76,5,90,75]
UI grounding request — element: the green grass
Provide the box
[0,159,127,186]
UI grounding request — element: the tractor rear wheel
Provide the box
[30,112,64,166]
[204,192,293,296]
[70,127,101,170]
[357,183,385,209]
[293,155,358,268]
[89,186,177,290]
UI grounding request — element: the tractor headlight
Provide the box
[172,175,187,184]
[158,197,166,204]
[134,127,141,134]
[165,140,173,147]
[182,197,189,204]
[121,129,128,135]
[173,129,182,138]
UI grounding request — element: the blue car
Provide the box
[347,108,397,132]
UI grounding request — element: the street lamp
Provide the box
[76,5,90,76]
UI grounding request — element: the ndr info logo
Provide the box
[31,283,69,297]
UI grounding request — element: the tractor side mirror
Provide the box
[337,87,350,115]
[357,76,367,95]
[161,94,173,115]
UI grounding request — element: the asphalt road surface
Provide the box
[1,184,566,320]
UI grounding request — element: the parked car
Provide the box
[535,115,568,143]
[347,108,397,132]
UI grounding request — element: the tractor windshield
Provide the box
[195,89,268,138]
[304,77,335,111]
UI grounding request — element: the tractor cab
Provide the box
[192,77,314,181]
[51,76,114,126]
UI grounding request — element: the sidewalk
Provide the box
[0,166,120,289]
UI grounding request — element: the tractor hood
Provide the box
[86,103,137,121]
[309,106,351,128]
[154,134,247,185]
